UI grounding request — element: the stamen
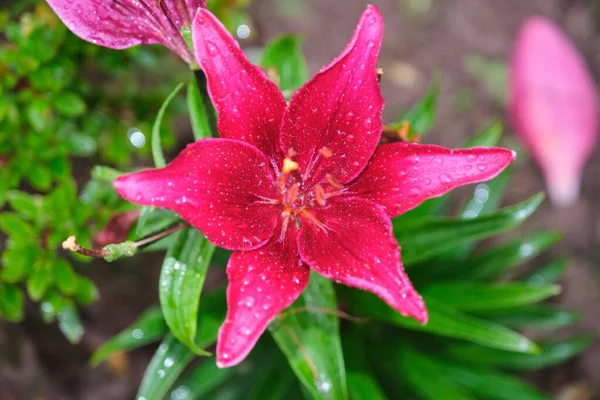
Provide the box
[398,120,411,142]
[287,148,298,157]
[325,173,344,190]
[314,184,326,206]
[377,67,384,84]
[286,183,299,206]
[282,158,299,174]
[319,146,333,158]
[279,211,291,242]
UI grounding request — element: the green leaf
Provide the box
[7,191,40,222]
[53,92,86,117]
[170,360,235,400]
[40,291,66,323]
[523,257,568,285]
[27,99,51,132]
[462,121,502,148]
[443,334,593,372]
[343,331,387,400]
[480,305,581,330]
[459,230,562,281]
[90,165,124,183]
[90,306,168,366]
[394,193,544,265]
[152,82,184,168]
[187,70,216,140]
[0,283,24,322]
[135,206,180,239]
[135,288,226,400]
[343,291,539,354]
[28,166,52,191]
[448,365,549,400]
[74,276,99,305]
[270,273,348,400]
[27,264,53,301]
[397,76,440,138]
[261,35,308,91]
[159,228,215,355]
[136,334,196,400]
[460,167,513,220]
[422,282,561,312]
[57,299,84,344]
[54,258,78,295]
[0,212,36,238]
[1,243,39,283]
[388,346,475,400]
[66,133,97,157]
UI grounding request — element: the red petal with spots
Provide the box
[217,224,309,368]
[46,0,203,63]
[192,9,287,160]
[350,142,516,218]
[113,139,279,251]
[279,5,384,186]
[297,197,427,323]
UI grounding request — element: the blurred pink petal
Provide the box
[509,17,599,206]
[45,0,205,63]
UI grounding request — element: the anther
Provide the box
[287,148,298,157]
[319,146,333,158]
[377,67,384,84]
[398,120,411,142]
[314,184,326,206]
[282,158,299,174]
[325,173,344,190]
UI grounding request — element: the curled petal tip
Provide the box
[545,174,581,207]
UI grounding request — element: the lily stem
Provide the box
[62,236,108,258]
[134,223,188,247]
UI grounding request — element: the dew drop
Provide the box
[477,164,487,172]
[205,40,219,56]
[440,174,451,183]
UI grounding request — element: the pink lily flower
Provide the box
[45,0,205,64]
[510,17,598,206]
[114,6,515,368]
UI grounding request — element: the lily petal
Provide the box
[350,142,515,218]
[217,224,309,368]
[297,197,427,323]
[46,0,203,62]
[113,139,279,251]
[279,5,384,186]
[510,17,598,206]
[192,9,287,160]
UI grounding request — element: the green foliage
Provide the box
[0,2,182,340]
[261,35,308,93]
[3,6,588,400]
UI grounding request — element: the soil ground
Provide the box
[1,0,600,398]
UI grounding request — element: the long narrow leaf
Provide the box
[422,282,561,312]
[136,334,196,400]
[270,273,348,400]
[343,290,539,354]
[395,193,544,266]
[458,230,562,281]
[443,334,593,371]
[482,305,581,329]
[90,306,168,366]
[159,228,215,355]
[187,70,216,140]
[152,82,184,168]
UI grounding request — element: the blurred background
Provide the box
[1,0,599,399]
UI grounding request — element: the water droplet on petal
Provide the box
[440,174,451,183]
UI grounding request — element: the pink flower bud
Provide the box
[509,17,598,206]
